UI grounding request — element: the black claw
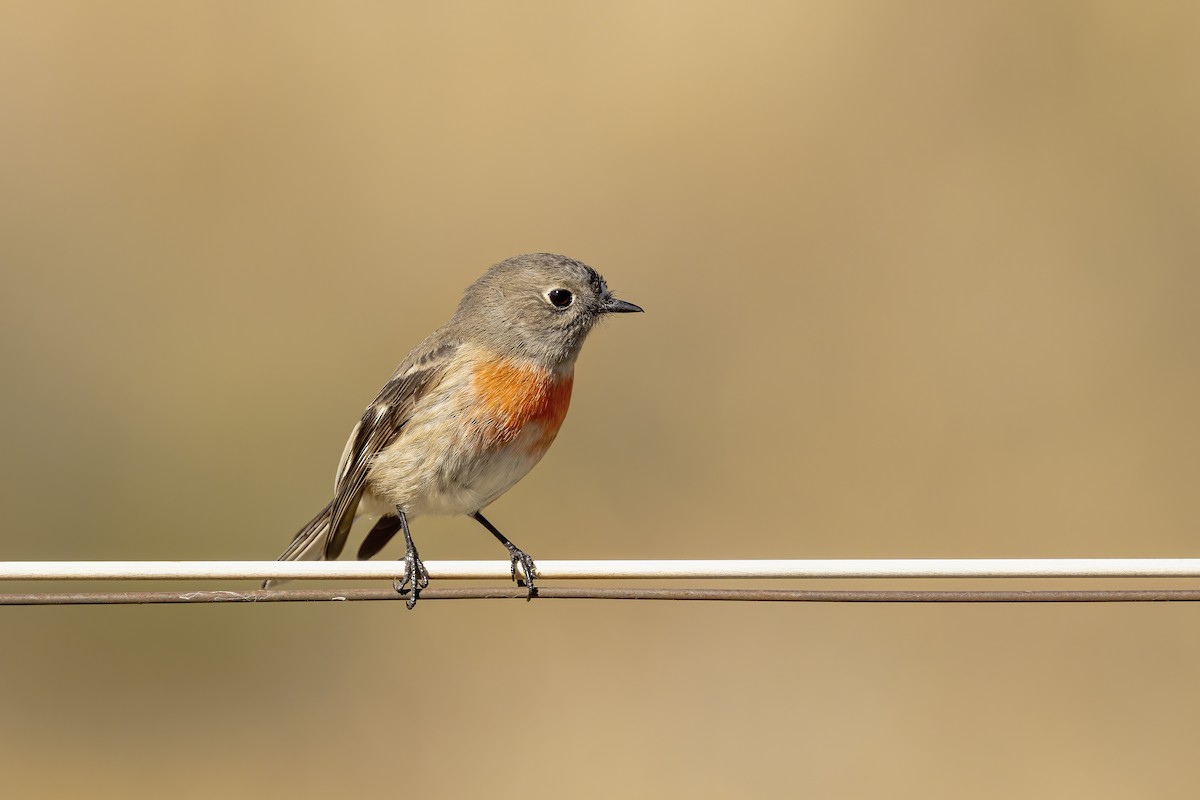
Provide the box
[393,546,429,609]
[390,509,428,609]
[507,545,538,601]
[471,511,538,602]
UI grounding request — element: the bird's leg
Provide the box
[391,508,429,609]
[472,511,537,599]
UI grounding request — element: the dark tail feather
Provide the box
[357,515,401,561]
[263,501,334,589]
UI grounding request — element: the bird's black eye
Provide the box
[546,288,574,308]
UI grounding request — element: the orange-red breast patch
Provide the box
[473,359,574,449]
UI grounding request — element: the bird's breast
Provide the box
[472,359,574,451]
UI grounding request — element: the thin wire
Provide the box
[5,587,1200,605]
[5,560,1200,605]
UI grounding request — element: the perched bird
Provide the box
[266,253,642,606]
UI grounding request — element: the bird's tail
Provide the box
[263,501,334,589]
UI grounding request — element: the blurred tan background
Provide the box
[2,1,1199,797]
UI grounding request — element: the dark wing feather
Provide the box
[356,515,402,560]
[271,498,335,566]
[322,349,453,560]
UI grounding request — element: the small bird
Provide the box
[266,253,642,606]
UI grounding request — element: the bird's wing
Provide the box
[356,515,402,561]
[323,339,459,560]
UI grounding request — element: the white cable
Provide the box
[2,558,1200,582]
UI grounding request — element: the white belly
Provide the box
[361,416,555,519]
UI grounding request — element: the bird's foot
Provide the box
[506,545,538,600]
[392,544,430,609]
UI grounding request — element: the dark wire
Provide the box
[4,587,1200,605]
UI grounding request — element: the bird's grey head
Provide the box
[453,253,642,365]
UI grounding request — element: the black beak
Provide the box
[602,296,644,314]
